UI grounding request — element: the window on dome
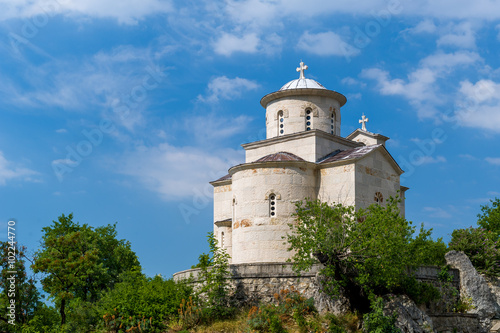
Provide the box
[269,194,276,217]
[278,111,284,136]
[305,109,312,131]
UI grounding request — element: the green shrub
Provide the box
[396,277,440,306]
[363,297,401,333]
[448,227,500,276]
[327,314,348,333]
[247,305,286,333]
[98,270,192,332]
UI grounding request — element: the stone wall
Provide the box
[430,314,481,333]
[173,262,459,314]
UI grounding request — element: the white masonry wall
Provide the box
[230,163,317,264]
[353,150,402,212]
[265,95,341,139]
[244,131,361,163]
[317,163,356,206]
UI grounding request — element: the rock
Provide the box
[384,294,435,333]
[445,251,500,331]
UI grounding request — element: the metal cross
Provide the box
[359,114,369,131]
[296,61,308,79]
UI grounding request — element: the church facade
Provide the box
[210,62,408,265]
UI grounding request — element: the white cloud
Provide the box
[119,144,243,201]
[52,159,78,167]
[423,206,452,219]
[458,154,477,160]
[2,45,168,131]
[414,155,447,165]
[361,51,481,119]
[0,0,173,24]
[55,128,68,134]
[222,0,500,32]
[455,79,500,132]
[485,157,500,165]
[410,19,437,34]
[437,22,476,49]
[213,33,260,56]
[189,114,253,143]
[198,76,259,103]
[341,77,366,87]
[0,151,38,185]
[297,31,360,57]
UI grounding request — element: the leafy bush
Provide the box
[98,270,192,332]
[448,227,500,276]
[395,277,440,306]
[247,305,287,333]
[362,297,400,333]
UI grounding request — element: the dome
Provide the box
[279,78,326,91]
[279,61,327,91]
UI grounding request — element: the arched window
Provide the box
[269,194,277,217]
[278,111,284,136]
[331,112,336,135]
[305,109,312,131]
[374,192,384,203]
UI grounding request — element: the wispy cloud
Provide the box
[0,151,38,185]
[423,206,453,219]
[297,31,359,57]
[485,157,500,165]
[213,33,260,56]
[0,0,173,24]
[437,21,476,49]
[119,143,242,201]
[361,51,481,120]
[198,76,259,103]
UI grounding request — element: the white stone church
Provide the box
[210,62,408,266]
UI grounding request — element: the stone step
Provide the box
[490,320,500,333]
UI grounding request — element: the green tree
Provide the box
[448,227,500,276]
[0,242,41,331]
[477,198,500,239]
[287,198,443,310]
[31,213,140,326]
[196,232,233,321]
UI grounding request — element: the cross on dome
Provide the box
[359,114,369,131]
[296,61,308,79]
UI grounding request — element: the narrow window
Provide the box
[278,111,284,136]
[221,232,225,248]
[331,112,336,134]
[269,194,276,217]
[305,109,312,131]
[374,192,383,203]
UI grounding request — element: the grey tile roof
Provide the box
[255,152,306,162]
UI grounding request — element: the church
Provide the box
[210,62,408,265]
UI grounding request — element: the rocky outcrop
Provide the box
[445,250,500,331]
[384,294,434,333]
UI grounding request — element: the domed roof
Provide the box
[280,78,326,91]
[279,61,326,91]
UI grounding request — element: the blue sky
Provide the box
[0,0,499,278]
